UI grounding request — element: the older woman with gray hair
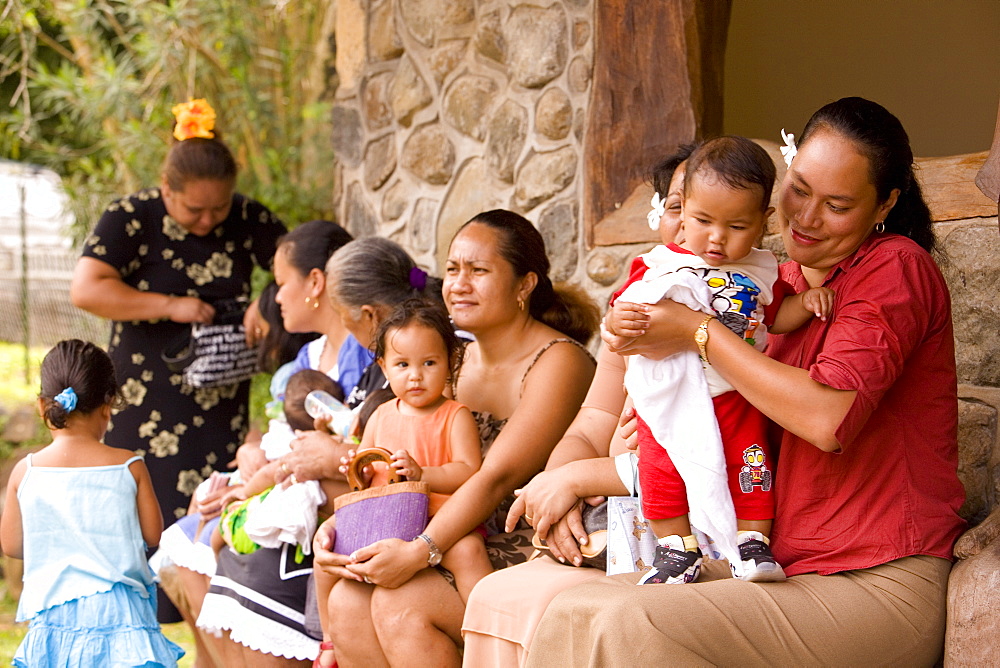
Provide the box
[197,236,439,667]
[314,210,600,668]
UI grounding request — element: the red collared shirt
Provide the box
[768,234,965,576]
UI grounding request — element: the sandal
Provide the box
[314,641,337,668]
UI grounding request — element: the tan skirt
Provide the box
[526,555,952,668]
[462,557,607,667]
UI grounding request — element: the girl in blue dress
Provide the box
[1,339,184,667]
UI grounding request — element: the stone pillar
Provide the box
[331,0,594,281]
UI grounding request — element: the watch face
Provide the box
[695,329,708,344]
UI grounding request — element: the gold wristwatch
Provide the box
[695,315,713,363]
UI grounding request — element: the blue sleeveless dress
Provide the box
[13,454,184,667]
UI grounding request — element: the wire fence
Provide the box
[0,162,108,384]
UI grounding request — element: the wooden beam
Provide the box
[916,152,995,223]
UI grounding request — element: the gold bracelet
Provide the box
[694,314,714,363]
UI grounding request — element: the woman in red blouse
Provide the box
[516,97,965,666]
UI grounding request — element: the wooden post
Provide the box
[585,0,731,247]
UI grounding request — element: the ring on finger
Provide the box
[289,474,298,485]
[363,576,372,584]
[280,462,290,475]
[524,514,533,522]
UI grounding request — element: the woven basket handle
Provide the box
[346,447,405,492]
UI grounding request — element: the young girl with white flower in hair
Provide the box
[0,339,184,667]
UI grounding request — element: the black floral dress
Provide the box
[81,188,285,526]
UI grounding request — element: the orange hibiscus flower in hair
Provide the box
[171,98,216,141]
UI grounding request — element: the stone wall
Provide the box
[332,0,593,277]
[330,2,1000,528]
[940,217,1000,526]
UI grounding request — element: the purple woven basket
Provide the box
[332,448,430,555]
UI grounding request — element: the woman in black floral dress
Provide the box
[71,117,285,534]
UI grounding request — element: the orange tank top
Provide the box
[370,398,467,515]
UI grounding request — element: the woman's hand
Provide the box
[194,484,231,521]
[505,467,583,539]
[166,295,215,324]
[603,300,703,360]
[313,521,429,589]
[599,320,637,354]
[544,500,602,566]
[344,538,430,589]
[313,518,365,581]
[242,298,265,347]
[280,430,351,483]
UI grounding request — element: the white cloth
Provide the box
[243,480,327,554]
[303,335,339,381]
[618,245,779,575]
[242,417,325,554]
[259,418,295,460]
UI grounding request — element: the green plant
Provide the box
[0,0,337,239]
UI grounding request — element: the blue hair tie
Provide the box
[54,387,78,413]
[409,266,427,291]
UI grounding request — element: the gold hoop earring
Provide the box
[517,298,525,312]
[874,221,885,234]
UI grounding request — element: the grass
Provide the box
[0,343,47,462]
[0,343,44,407]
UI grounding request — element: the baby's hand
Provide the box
[801,287,835,321]
[606,301,650,338]
[218,485,248,511]
[390,449,422,481]
[338,448,358,478]
[600,320,637,354]
[339,449,377,487]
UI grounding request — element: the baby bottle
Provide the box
[304,390,355,440]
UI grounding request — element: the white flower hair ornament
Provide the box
[647,192,666,231]
[780,128,797,167]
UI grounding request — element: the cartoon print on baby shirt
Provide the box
[632,515,649,542]
[739,443,772,493]
[679,267,764,344]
